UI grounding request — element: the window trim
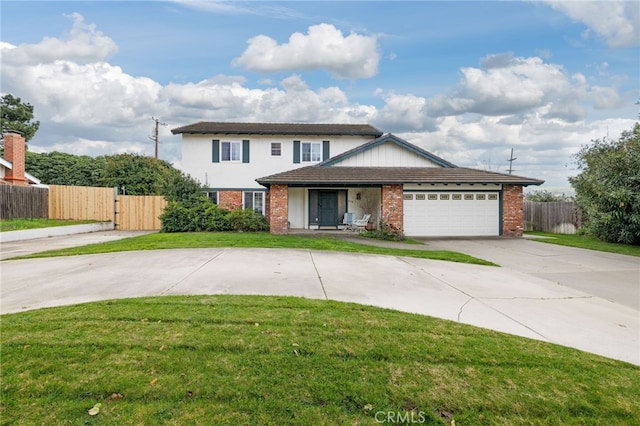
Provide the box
[301,142,321,162]
[270,142,282,157]
[221,141,241,162]
[207,191,218,205]
[243,191,265,214]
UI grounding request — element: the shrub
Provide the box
[160,199,268,233]
[227,209,269,232]
[364,220,405,241]
[199,203,232,232]
[160,201,197,232]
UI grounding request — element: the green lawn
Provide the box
[0,218,99,232]
[527,232,640,257]
[5,231,496,266]
[1,295,637,425]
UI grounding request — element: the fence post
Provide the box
[113,187,119,230]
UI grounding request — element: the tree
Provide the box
[99,153,203,198]
[25,151,106,186]
[569,123,640,245]
[525,190,570,202]
[24,151,202,202]
[1,94,40,142]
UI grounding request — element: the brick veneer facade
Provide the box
[218,190,242,211]
[265,183,527,237]
[3,133,28,186]
[381,184,403,231]
[502,184,524,237]
[268,184,289,234]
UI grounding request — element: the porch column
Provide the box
[269,184,289,234]
[502,184,524,237]
[381,184,403,231]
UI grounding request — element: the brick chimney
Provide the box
[3,132,28,185]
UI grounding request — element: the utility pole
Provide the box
[507,148,517,175]
[149,117,167,159]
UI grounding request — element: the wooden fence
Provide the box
[524,201,579,234]
[49,185,115,221]
[116,195,167,230]
[2,184,167,230]
[0,185,48,220]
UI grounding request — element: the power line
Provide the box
[149,117,167,159]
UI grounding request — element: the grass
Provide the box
[0,218,99,232]
[5,232,497,266]
[527,232,640,257]
[1,295,638,425]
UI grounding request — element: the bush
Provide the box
[199,203,232,232]
[226,209,269,232]
[160,201,197,232]
[364,220,405,241]
[160,199,268,233]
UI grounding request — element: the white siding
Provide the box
[181,133,374,189]
[336,142,441,167]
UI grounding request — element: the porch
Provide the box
[267,184,404,234]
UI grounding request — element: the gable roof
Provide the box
[0,157,44,186]
[172,121,383,137]
[320,133,457,168]
[256,166,544,187]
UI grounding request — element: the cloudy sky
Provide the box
[1,1,638,191]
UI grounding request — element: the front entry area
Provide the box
[308,190,348,228]
[318,191,338,226]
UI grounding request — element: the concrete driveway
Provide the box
[421,237,640,310]
[1,234,638,365]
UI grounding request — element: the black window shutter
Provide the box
[242,139,250,163]
[322,140,330,161]
[212,139,220,163]
[293,140,300,163]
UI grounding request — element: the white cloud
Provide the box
[424,54,588,122]
[3,58,162,127]
[171,0,305,19]
[545,0,640,47]
[372,92,438,132]
[233,23,380,79]
[2,13,117,66]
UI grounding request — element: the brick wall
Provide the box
[269,184,288,234]
[381,184,403,231]
[502,184,524,237]
[3,133,28,186]
[218,190,242,210]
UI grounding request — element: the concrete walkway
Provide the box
[1,232,638,365]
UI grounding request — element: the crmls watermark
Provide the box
[374,411,429,424]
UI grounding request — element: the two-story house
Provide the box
[172,121,383,213]
[172,122,543,237]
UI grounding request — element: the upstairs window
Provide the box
[221,141,241,162]
[271,142,282,156]
[302,142,321,162]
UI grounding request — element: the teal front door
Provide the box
[318,191,338,226]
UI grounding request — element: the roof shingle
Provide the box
[171,121,383,137]
[256,166,544,186]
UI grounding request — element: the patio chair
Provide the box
[341,212,354,230]
[350,214,371,232]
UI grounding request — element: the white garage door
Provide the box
[403,192,500,237]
